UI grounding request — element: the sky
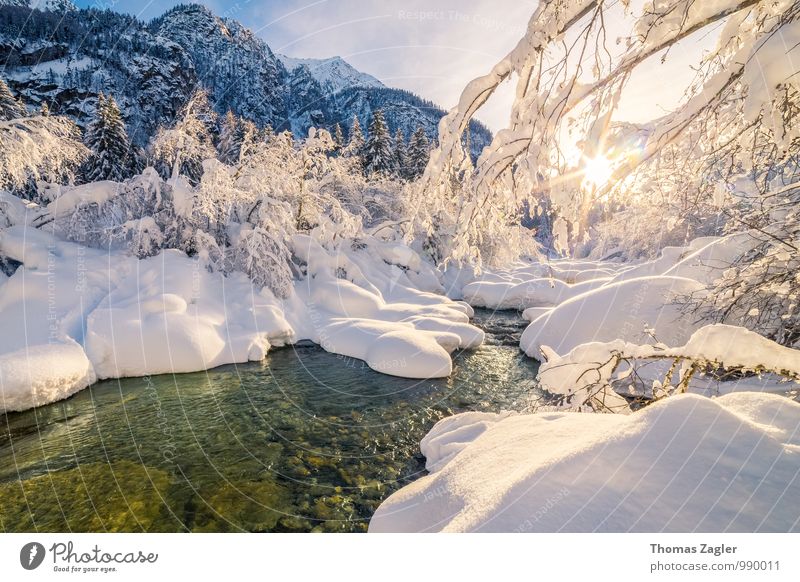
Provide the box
[73,0,713,131]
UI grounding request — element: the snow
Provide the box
[612,233,755,285]
[520,276,704,359]
[0,223,483,412]
[462,276,610,310]
[84,249,291,379]
[368,229,800,532]
[370,393,800,532]
[7,56,94,82]
[535,323,800,411]
[277,54,384,93]
[0,340,95,412]
[45,181,123,218]
[0,0,75,10]
[672,324,800,375]
[318,319,455,379]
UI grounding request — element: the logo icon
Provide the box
[20,542,46,570]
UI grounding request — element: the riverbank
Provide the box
[0,310,536,532]
[0,224,483,413]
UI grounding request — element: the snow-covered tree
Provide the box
[393,128,408,179]
[149,89,216,184]
[0,78,26,121]
[363,109,395,176]
[333,123,344,151]
[82,93,132,183]
[217,110,242,164]
[412,0,800,267]
[238,120,259,161]
[344,115,365,159]
[537,324,800,413]
[260,124,274,143]
[0,115,86,194]
[406,126,430,180]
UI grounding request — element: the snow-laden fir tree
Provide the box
[406,126,430,180]
[363,109,394,176]
[83,93,131,183]
[345,115,364,155]
[393,128,408,179]
[0,78,26,121]
[238,119,259,160]
[260,123,274,143]
[343,115,365,173]
[333,123,344,151]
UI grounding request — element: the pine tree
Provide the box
[347,115,364,154]
[239,119,258,160]
[126,145,144,176]
[83,93,131,182]
[344,115,365,172]
[407,126,431,180]
[0,78,26,121]
[363,109,394,176]
[333,123,344,151]
[393,127,408,179]
[217,110,242,163]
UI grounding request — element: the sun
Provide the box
[582,155,614,189]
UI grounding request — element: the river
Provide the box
[0,309,539,532]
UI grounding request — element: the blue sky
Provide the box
[73,1,708,130]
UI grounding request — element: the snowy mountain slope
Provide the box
[151,4,287,126]
[0,2,492,153]
[0,7,196,144]
[278,54,384,93]
[330,85,492,153]
[0,0,74,10]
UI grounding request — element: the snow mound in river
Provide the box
[370,392,800,532]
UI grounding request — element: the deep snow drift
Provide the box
[369,392,800,532]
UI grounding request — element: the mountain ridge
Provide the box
[0,2,491,154]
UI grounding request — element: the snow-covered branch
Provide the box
[538,323,800,412]
[0,115,87,192]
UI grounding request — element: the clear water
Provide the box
[0,309,539,532]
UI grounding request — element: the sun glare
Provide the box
[582,155,614,189]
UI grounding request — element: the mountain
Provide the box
[0,2,491,155]
[151,4,288,128]
[0,0,74,10]
[278,54,384,93]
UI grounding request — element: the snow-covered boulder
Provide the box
[0,340,95,413]
[83,250,292,378]
[370,393,800,532]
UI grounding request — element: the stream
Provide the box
[0,309,539,532]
